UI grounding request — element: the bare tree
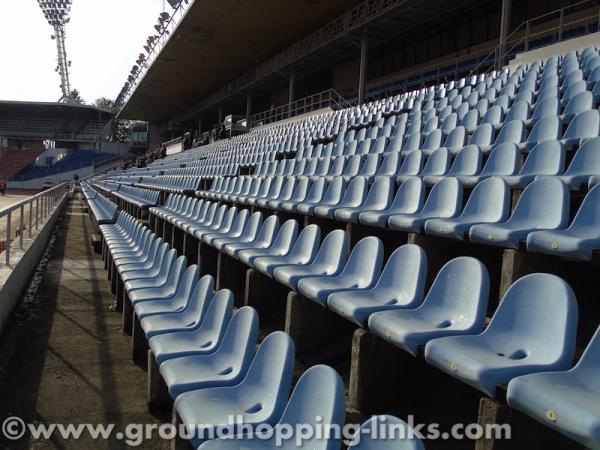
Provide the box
[94,97,130,143]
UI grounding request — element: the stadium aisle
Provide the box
[0,198,169,449]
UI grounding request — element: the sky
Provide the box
[0,0,167,104]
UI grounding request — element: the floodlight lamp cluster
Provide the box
[38,0,72,26]
[116,0,193,107]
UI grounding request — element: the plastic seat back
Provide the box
[397,151,424,176]
[460,177,510,222]
[564,136,600,176]
[311,229,350,270]
[237,331,295,422]
[507,177,570,229]
[372,244,427,307]
[420,177,463,217]
[483,274,577,367]
[376,153,400,177]
[304,178,327,203]
[340,236,384,286]
[284,224,321,265]
[448,145,481,176]
[442,126,466,149]
[531,97,560,122]
[518,140,565,176]
[388,178,426,213]
[480,143,519,176]
[181,275,216,321]
[562,91,593,118]
[468,123,494,147]
[274,365,345,450]
[348,416,426,450]
[339,177,368,207]
[214,306,259,378]
[461,109,479,133]
[495,120,525,146]
[526,115,561,145]
[418,257,489,331]
[421,148,450,177]
[569,184,600,230]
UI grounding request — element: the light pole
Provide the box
[37,0,74,103]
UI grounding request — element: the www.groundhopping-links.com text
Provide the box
[2,415,511,446]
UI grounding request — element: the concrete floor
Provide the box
[0,198,169,449]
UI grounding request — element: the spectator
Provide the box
[0,181,6,196]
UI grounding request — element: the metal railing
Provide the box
[0,183,70,266]
[471,0,600,75]
[251,89,351,127]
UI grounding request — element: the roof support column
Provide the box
[358,37,369,105]
[288,72,296,118]
[246,94,253,128]
[218,106,224,125]
[197,117,203,134]
[499,0,512,68]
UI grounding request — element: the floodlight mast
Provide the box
[37,0,74,103]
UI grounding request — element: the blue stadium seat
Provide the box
[148,288,233,365]
[469,177,570,248]
[327,244,427,327]
[359,178,425,228]
[197,365,345,450]
[368,257,489,356]
[253,224,321,277]
[526,184,600,260]
[159,306,259,399]
[388,177,463,233]
[238,219,299,266]
[537,136,600,189]
[502,140,565,188]
[133,264,200,320]
[174,331,295,448]
[426,273,578,398]
[347,416,426,450]
[335,177,394,223]
[273,229,349,290]
[424,177,510,240]
[507,326,600,449]
[138,275,214,338]
[297,236,384,306]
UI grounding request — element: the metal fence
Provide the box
[0,183,70,266]
[251,89,350,127]
[472,0,600,75]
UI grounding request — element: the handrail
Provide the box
[470,0,600,75]
[0,182,71,266]
[250,89,351,127]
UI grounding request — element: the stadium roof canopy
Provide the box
[0,101,113,143]
[119,0,476,124]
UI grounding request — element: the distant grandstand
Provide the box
[0,101,119,185]
[0,1,600,450]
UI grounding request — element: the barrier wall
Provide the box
[0,192,68,336]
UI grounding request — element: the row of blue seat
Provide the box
[81,182,118,226]
[193,172,600,260]
[129,196,600,449]
[99,209,427,449]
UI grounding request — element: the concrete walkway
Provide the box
[0,198,169,449]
